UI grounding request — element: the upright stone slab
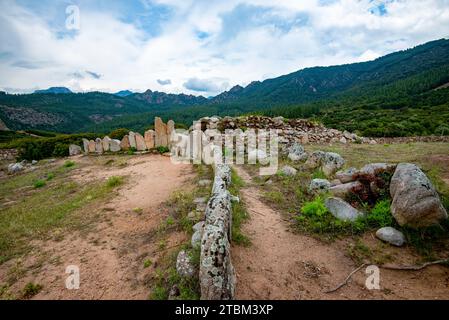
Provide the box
[109,139,121,152]
[88,140,96,153]
[102,136,111,152]
[144,130,155,149]
[95,138,103,154]
[82,138,90,154]
[135,133,147,151]
[155,117,168,147]
[128,131,137,149]
[167,120,175,146]
[120,135,130,151]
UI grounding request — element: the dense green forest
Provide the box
[1,39,448,137]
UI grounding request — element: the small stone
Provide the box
[8,162,24,173]
[339,137,347,144]
[176,250,196,278]
[376,227,406,247]
[279,165,297,177]
[191,231,202,249]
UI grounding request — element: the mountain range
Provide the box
[1,38,449,137]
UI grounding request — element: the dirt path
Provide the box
[7,154,193,300]
[232,166,449,300]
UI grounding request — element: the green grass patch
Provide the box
[33,179,46,189]
[106,176,124,188]
[21,282,42,300]
[229,168,250,246]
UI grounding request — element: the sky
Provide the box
[1,0,449,96]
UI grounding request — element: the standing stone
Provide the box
[390,163,447,228]
[135,133,147,151]
[69,144,82,156]
[95,138,103,154]
[82,138,89,154]
[155,117,168,147]
[322,152,345,177]
[88,140,96,153]
[128,131,137,149]
[109,139,121,152]
[102,136,111,152]
[144,130,155,149]
[120,135,130,151]
[167,120,175,145]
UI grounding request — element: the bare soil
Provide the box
[232,166,449,300]
[0,154,193,300]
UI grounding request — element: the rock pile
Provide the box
[199,115,374,145]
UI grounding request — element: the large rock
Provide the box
[144,130,155,149]
[309,179,331,192]
[155,117,168,147]
[128,131,137,149]
[330,181,363,198]
[176,250,196,278]
[191,230,202,249]
[167,120,175,146]
[109,139,121,152]
[325,197,365,222]
[376,227,406,247]
[102,136,111,152]
[95,138,103,154]
[120,135,130,151]
[279,165,297,177]
[88,140,96,153]
[8,162,24,173]
[322,152,345,177]
[135,133,147,151]
[287,142,308,162]
[82,138,89,154]
[69,144,82,156]
[305,151,326,169]
[390,163,447,228]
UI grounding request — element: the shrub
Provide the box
[22,282,42,299]
[156,146,170,154]
[109,128,129,140]
[33,180,46,189]
[63,160,75,168]
[301,196,327,217]
[364,200,393,228]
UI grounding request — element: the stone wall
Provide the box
[199,164,236,300]
[0,148,18,160]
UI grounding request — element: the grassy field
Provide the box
[0,159,124,265]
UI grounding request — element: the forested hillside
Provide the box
[1,39,448,137]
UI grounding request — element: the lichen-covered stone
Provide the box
[176,250,196,278]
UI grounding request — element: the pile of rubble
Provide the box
[197,115,377,145]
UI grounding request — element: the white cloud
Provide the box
[1,0,449,96]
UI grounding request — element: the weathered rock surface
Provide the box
[287,142,308,162]
[135,133,147,151]
[88,140,96,153]
[8,162,24,173]
[95,138,103,154]
[322,152,345,176]
[325,197,365,222]
[309,179,331,192]
[155,117,168,147]
[128,131,137,149]
[69,144,82,156]
[390,163,447,228]
[109,139,121,152]
[102,136,111,152]
[279,165,297,177]
[336,168,359,183]
[360,163,396,176]
[144,130,155,149]
[120,135,130,151]
[305,151,326,169]
[82,138,89,154]
[375,227,406,247]
[176,250,196,278]
[330,181,363,198]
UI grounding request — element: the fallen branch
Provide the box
[324,263,367,294]
[380,259,449,271]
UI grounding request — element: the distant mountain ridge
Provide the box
[1,38,448,136]
[34,87,73,94]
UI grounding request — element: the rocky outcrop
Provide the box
[325,197,365,222]
[200,163,235,300]
[305,151,344,177]
[390,163,447,228]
